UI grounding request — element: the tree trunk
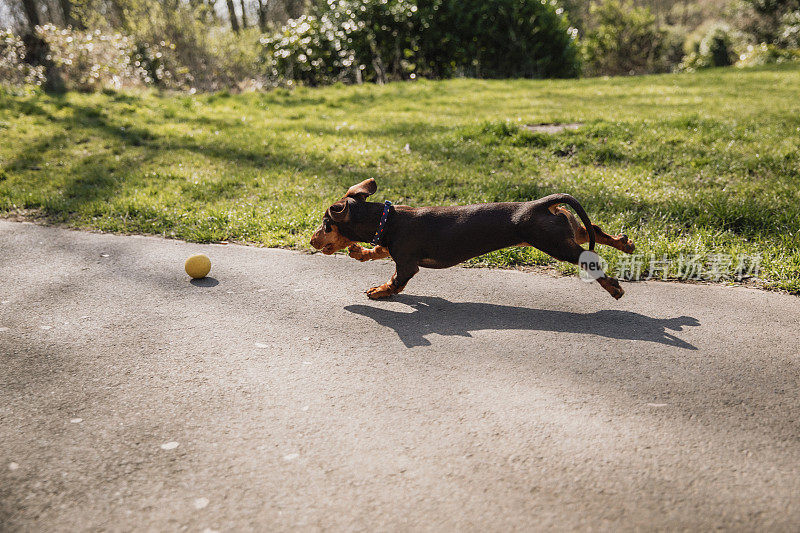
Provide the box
[239,0,248,28]
[19,0,65,92]
[285,0,302,19]
[21,35,66,92]
[367,35,386,84]
[58,0,82,28]
[108,0,129,29]
[226,0,241,32]
[205,0,218,22]
[256,0,266,31]
[20,0,42,29]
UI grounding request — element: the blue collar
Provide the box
[371,201,392,245]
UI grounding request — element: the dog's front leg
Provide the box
[349,244,391,262]
[366,262,419,299]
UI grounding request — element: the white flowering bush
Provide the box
[678,23,741,71]
[36,24,147,91]
[261,0,419,85]
[29,25,200,91]
[261,14,356,84]
[778,11,800,48]
[0,30,45,86]
[262,0,579,85]
[133,39,195,90]
[1,24,256,92]
[736,42,800,66]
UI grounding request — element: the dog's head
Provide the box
[310,178,377,254]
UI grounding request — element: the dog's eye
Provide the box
[323,220,332,233]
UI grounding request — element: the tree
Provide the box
[58,0,83,28]
[226,0,241,32]
[239,0,248,27]
[19,0,41,30]
[256,0,267,30]
[17,0,65,91]
[286,0,304,18]
[739,0,800,43]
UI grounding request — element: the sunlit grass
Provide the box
[1,64,799,292]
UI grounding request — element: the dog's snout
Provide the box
[309,220,352,255]
[310,227,324,249]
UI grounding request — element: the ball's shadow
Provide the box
[190,277,219,287]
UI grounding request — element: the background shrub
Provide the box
[262,0,580,85]
[731,0,800,44]
[261,14,357,85]
[582,0,669,76]
[3,0,799,88]
[0,29,45,86]
[118,4,265,91]
[661,25,690,68]
[736,41,800,64]
[262,0,418,85]
[415,0,580,79]
[36,24,146,91]
[679,22,741,70]
[778,9,800,46]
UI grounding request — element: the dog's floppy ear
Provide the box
[328,200,350,222]
[345,178,377,202]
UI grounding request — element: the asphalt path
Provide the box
[1,220,798,531]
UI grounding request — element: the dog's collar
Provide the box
[371,201,392,245]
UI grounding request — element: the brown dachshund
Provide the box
[310,179,635,300]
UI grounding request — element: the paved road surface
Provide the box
[1,220,798,531]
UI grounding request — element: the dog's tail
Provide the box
[541,193,595,251]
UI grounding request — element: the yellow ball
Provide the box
[185,253,211,279]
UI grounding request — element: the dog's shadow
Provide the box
[345,294,700,349]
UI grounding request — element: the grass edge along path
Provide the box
[1,64,799,293]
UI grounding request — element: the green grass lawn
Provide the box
[1,65,799,292]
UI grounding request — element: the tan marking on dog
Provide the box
[613,234,636,253]
[553,206,586,238]
[310,223,353,255]
[366,282,395,299]
[349,244,391,262]
[366,271,405,299]
[552,206,636,253]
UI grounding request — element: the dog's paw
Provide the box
[348,245,370,262]
[618,234,636,254]
[366,284,394,299]
[599,277,625,300]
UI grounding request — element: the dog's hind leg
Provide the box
[551,206,635,254]
[538,238,625,300]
